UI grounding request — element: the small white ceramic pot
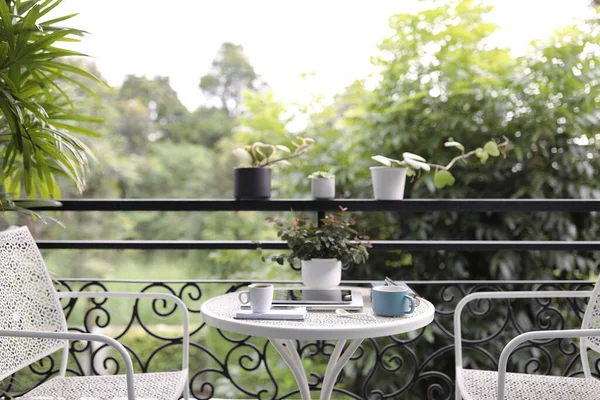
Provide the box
[370,167,407,200]
[301,258,341,289]
[311,177,335,200]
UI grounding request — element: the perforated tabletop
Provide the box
[201,287,435,340]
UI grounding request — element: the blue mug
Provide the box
[372,285,415,317]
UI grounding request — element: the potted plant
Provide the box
[371,137,510,200]
[232,137,314,200]
[266,207,371,289]
[308,171,335,200]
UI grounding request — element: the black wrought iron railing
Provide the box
[11,198,600,400]
[27,199,600,251]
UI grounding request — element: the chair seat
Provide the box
[18,370,187,400]
[457,368,600,400]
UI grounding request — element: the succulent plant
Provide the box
[308,171,335,179]
[232,137,314,168]
[372,137,509,188]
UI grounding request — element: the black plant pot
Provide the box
[233,167,271,200]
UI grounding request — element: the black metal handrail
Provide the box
[36,239,600,251]
[23,198,600,212]
[31,198,600,251]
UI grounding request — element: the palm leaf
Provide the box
[40,13,78,27]
[0,1,15,52]
[0,0,103,202]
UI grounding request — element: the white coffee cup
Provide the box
[238,283,274,313]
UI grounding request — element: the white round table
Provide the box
[200,287,435,400]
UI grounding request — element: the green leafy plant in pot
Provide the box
[232,137,314,199]
[266,207,371,289]
[371,137,510,199]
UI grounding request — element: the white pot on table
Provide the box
[311,177,335,199]
[301,258,341,289]
[370,166,407,200]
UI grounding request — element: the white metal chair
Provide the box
[0,226,189,400]
[454,282,600,400]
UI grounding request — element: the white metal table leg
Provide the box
[320,339,363,400]
[270,338,363,400]
[269,338,312,400]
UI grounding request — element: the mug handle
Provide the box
[404,296,415,314]
[238,291,250,304]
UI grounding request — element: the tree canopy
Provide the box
[199,42,263,117]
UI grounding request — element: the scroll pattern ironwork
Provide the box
[3,280,596,400]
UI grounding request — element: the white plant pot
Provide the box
[301,258,342,289]
[311,177,335,200]
[370,167,407,200]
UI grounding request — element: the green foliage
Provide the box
[0,0,104,201]
[433,170,455,189]
[171,106,234,148]
[289,1,600,283]
[232,136,314,168]
[266,207,371,266]
[372,137,509,185]
[119,75,186,120]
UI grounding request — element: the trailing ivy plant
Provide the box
[264,206,371,266]
[232,136,314,168]
[372,136,510,188]
[0,0,105,215]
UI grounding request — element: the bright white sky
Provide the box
[57,0,593,111]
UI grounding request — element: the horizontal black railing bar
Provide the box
[37,240,600,251]
[22,198,600,213]
[56,278,596,285]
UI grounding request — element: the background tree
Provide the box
[199,42,263,117]
[289,0,600,282]
[280,1,600,394]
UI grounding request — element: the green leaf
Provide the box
[404,157,430,171]
[37,60,105,85]
[17,29,79,59]
[13,199,62,208]
[484,141,500,157]
[50,121,101,137]
[16,5,40,53]
[40,13,78,26]
[476,147,489,163]
[0,1,15,52]
[434,170,456,188]
[372,155,393,166]
[402,152,426,162]
[444,140,465,152]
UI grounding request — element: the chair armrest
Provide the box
[57,291,189,376]
[454,290,591,371]
[496,328,600,400]
[0,329,136,400]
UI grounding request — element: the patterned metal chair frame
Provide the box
[454,283,600,400]
[0,226,189,400]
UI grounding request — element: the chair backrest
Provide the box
[582,277,600,345]
[0,226,67,380]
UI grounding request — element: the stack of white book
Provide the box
[235,306,307,320]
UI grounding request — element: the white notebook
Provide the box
[235,306,307,320]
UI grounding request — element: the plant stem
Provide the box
[262,150,309,167]
[427,137,510,171]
